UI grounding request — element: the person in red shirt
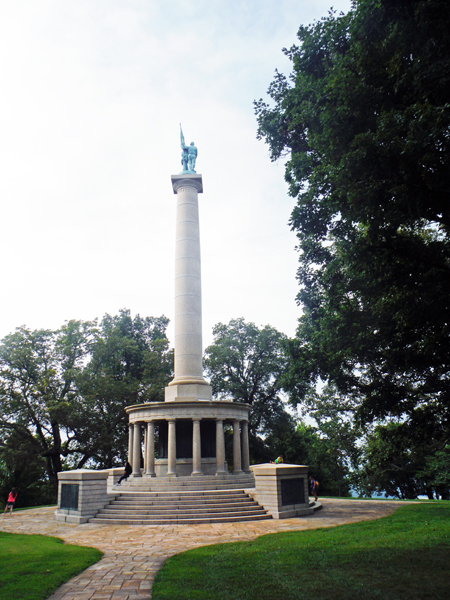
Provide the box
[3,488,17,516]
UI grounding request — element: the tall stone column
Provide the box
[165,175,212,403]
[167,419,177,476]
[216,419,226,475]
[132,422,142,477]
[192,419,202,475]
[241,420,250,473]
[127,423,134,464]
[145,421,156,477]
[232,420,243,475]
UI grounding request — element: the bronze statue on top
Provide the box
[180,125,197,174]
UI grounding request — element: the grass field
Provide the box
[152,503,450,600]
[0,531,103,600]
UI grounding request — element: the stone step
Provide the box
[105,498,260,507]
[98,506,265,517]
[110,497,253,508]
[91,513,271,525]
[111,492,250,502]
[119,474,255,481]
[90,487,270,525]
[114,475,256,493]
[116,483,254,491]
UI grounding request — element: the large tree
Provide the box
[255,0,450,431]
[76,310,173,468]
[0,321,95,495]
[0,310,173,500]
[204,318,289,451]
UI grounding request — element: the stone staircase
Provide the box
[110,472,256,492]
[90,489,272,525]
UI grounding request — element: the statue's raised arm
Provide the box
[179,125,197,174]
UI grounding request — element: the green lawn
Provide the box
[0,531,103,600]
[152,503,450,600]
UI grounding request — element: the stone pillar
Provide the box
[132,422,142,477]
[216,419,226,475]
[232,420,243,475]
[192,418,202,475]
[241,420,250,473]
[127,423,134,464]
[143,427,147,467]
[165,175,212,402]
[167,419,177,476]
[250,464,313,519]
[54,470,111,524]
[145,421,156,477]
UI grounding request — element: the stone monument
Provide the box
[123,129,252,480]
[54,128,314,523]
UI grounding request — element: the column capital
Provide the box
[171,174,203,194]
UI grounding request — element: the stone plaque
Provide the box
[281,478,305,506]
[60,483,79,510]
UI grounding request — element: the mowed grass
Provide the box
[152,504,450,600]
[0,531,103,600]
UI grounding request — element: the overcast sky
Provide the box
[0,0,351,351]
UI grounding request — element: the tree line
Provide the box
[0,310,173,505]
[2,311,448,505]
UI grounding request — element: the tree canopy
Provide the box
[204,318,353,494]
[204,318,289,439]
[0,309,172,499]
[255,0,450,432]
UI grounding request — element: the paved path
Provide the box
[0,499,405,600]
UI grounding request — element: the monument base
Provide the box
[165,382,212,402]
[250,464,314,518]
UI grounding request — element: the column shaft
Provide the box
[232,420,243,475]
[172,179,205,383]
[132,422,142,477]
[192,419,202,475]
[241,420,250,473]
[215,419,226,475]
[167,420,177,476]
[127,423,134,464]
[145,421,156,477]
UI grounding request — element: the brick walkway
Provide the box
[0,499,405,600]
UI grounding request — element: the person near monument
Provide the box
[3,487,17,515]
[117,462,132,485]
[310,476,319,501]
